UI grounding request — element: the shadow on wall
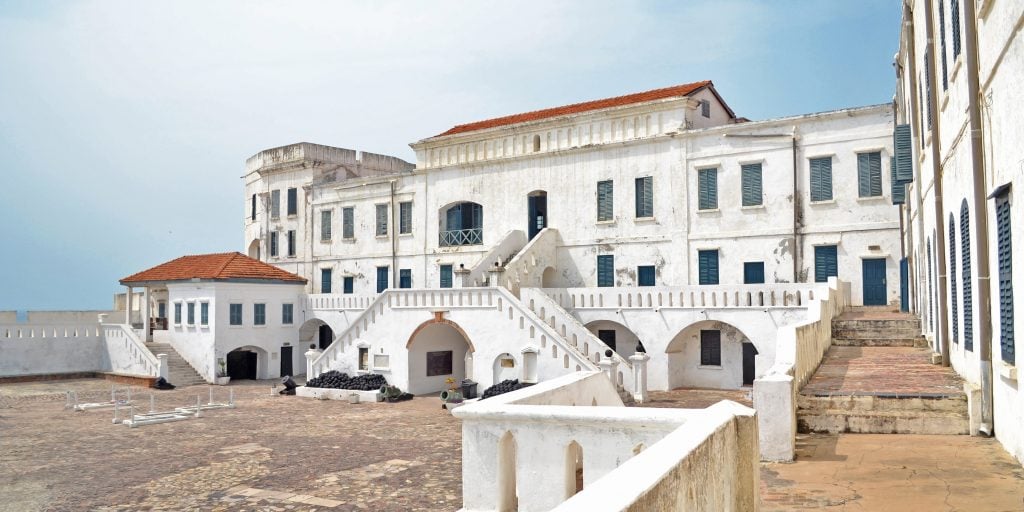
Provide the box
[665,320,755,390]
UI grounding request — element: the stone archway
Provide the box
[405,318,474,395]
[584,319,642,359]
[225,345,268,380]
[299,318,334,351]
[664,320,755,390]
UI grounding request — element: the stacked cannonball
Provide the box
[306,370,387,391]
[481,379,531,399]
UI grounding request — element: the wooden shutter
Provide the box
[961,201,973,351]
[400,202,412,234]
[698,250,719,285]
[951,0,961,58]
[270,232,278,257]
[271,190,280,218]
[741,164,762,206]
[287,188,297,215]
[638,266,655,286]
[814,245,838,283]
[597,180,613,221]
[996,193,1014,363]
[699,169,717,210]
[343,207,354,239]
[949,216,959,344]
[377,267,389,293]
[891,157,906,204]
[321,210,332,241]
[400,269,412,289]
[376,204,388,236]
[858,152,882,197]
[635,177,653,217]
[894,124,914,183]
[928,239,935,331]
[321,268,332,294]
[744,262,765,284]
[597,255,614,287]
[924,50,933,129]
[251,194,256,220]
[440,265,453,288]
[700,330,721,366]
[810,157,833,202]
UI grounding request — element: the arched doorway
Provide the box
[299,319,334,350]
[226,346,268,380]
[527,190,547,240]
[406,321,473,395]
[584,319,642,359]
[664,320,756,390]
[247,239,261,260]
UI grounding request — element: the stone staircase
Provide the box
[146,343,207,386]
[797,307,969,435]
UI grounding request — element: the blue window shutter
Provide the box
[891,157,906,204]
[700,330,721,366]
[597,180,614,221]
[741,164,762,206]
[949,216,959,344]
[287,188,297,215]
[857,152,882,198]
[343,276,354,294]
[343,207,354,239]
[440,265,453,288]
[376,204,388,236]
[321,268,332,294]
[597,255,614,287]
[939,0,948,90]
[996,193,1014,363]
[698,169,717,210]
[251,194,256,221]
[698,250,719,285]
[894,124,914,183]
[961,201,973,351]
[925,50,933,129]
[399,269,412,289]
[377,266,389,293]
[321,210,332,241]
[951,0,962,58]
[814,245,838,283]
[637,266,655,286]
[810,158,833,202]
[635,177,653,217]
[744,262,765,284]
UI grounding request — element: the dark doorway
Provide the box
[899,258,909,312]
[227,350,258,380]
[528,191,547,240]
[862,258,887,306]
[318,324,333,350]
[597,329,616,351]
[742,343,758,385]
[280,346,293,378]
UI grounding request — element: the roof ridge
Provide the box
[212,252,240,278]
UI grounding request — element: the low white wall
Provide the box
[0,325,105,377]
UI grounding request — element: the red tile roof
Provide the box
[435,80,714,137]
[120,252,306,285]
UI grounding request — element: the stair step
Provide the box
[832,337,929,348]
[797,410,969,435]
[797,393,967,413]
[832,319,920,331]
[831,328,922,339]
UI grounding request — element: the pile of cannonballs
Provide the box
[306,370,387,391]
[481,379,531,400]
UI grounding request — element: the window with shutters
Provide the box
[635,177,653,218]
[951,0,961,59]
[700,99,710,118]
[637,266,655,287]
[376,204,388,236]
[698,168,718,210]
[893,124,914,183]
[949,216,959,344]
[321,210,332,241]
[270,232,278,257]
[399,201,412,234]
[814,245,838,283]
[597,180,614,222]
[321,268,332,294]
[287,188,297,216]
[399,269,412,289]
[698,250,719,285]
[254,303,266,326]
[287,230,296,257]
[961,200,973,351]
[939,0,948,90]
[229,304,242,325]
[343,276,354,294]
[282,304,293,325]
[809,157,833,202]
[342,207,354,239]
[741,163,763,206]
[440,265,453,289]
[250,194,256,221]
[271,190,280,219]
[891,157,906,204]
[857,152,883,197]
[743,262,765,284]
[995,192,1014,364]
[700,330,721,366]
[597,255,614,287]
[377,266,389,293]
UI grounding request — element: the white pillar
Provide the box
[142,287,151,341]
[455,266,471,288]
[157,353,169,380]
[125,286,133,326]
[629,351,651,403]
[305,349,323,378]
[598,349,619,387]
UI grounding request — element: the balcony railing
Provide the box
[439,228,483,247]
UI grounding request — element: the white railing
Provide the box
[521,288,633,383]
[309,287,599,379]
[753,277,850,462]
[102,324,162,377]
[455,372,758,512]
[0,324,101,339]
[500,227,558,296]
[542,283,828,311]
[303,294,375,311]
[465,229,527,286]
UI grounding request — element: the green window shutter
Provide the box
[342,207,354,239]
[741,163,762,206]
[399,202,412,234]
[376,204,388,236]
[939,0,948,90]
[858,152,882,197]
[925,50,933,129]
[271,190,280,218]
[810,157,833,202]
[996,193,1014,363]
[814,245,838,283]
[321,268,332,294]
[377,266,389,293]
[961,201,973,351]
[698,169,717,210]
[440,265,453,288]
[949,216,959,344]
[894,124,914,183]
[637,265,655,286]
[635,176,653,217]
[891,157,906,204]
[597,180,614,221]
[951,0,961,58]
[597,255,614,287]
[743,261,765,284]
[698,250,719,285]
[321,210,332,241]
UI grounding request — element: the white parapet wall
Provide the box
[454,371,758,512]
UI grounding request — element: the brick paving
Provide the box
[801,346,963,397]
[0,379,462,511]
[638,387,753,409]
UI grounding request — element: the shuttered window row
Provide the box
[810,157,833,202]
[597,180,614,221]
[857,152,882,198]
[961,201,973,351]
[995,193,1014,364]
[698,250,719,285]
[814,245,838,283]
[949,216,959,344]
[635,176,653,218]
[698,168,718,210]
[741,163,763,206]
[939,0,948,90]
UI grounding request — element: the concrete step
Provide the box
[831,327,922,339]
[832,337,929,348]
[145,342,207,385]
[832,318,920,331]
[797,391,969,434]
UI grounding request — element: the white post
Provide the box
[125,286,133,326]
[455,266,471,288]
[598,349,619,385]
[157,354,169,380]
[753,373,796,462]
[305,348,323,378]
[142,286,151,341]
[629,350,651,403]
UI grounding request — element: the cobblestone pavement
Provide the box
[761,433,1024,511]
[0,379,462,511]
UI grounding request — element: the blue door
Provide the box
[899,258,909,312]
[862,258,887,306]
[376,266,389,293]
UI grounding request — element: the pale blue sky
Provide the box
[0,0,900,310]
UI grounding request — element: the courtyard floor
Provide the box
[2,379,1023,511]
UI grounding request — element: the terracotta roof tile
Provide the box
[435,80,713,137]
[120,252,306,284]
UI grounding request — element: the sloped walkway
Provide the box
[801,346,963,397]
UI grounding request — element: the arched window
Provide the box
[565,441,584,498]
[533,135,541,152]
[961,200,973,351]
[949,215,959,344]
[440,202,483,247]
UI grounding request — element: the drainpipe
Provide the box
[963,0,994,435]
[923,0,951,367]
[390,180,398,288]
[791,129,800,282]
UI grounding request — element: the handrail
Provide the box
[522,288,633,375]
[102,323,160,377]
[303,294,375,311]
[439,228,483,247]
[542,283,829,310]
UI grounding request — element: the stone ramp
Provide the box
[146,343,207,386]
[797,309,969,435]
